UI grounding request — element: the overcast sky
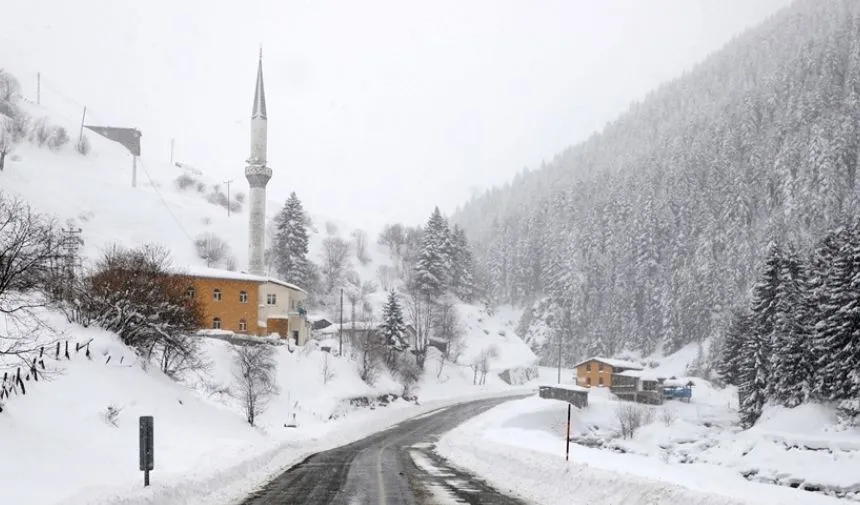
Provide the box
[2,0,792,232]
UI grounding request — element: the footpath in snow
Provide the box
[437,387,857,505]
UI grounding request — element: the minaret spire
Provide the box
[252,47,267,121]
[246,50,272,276]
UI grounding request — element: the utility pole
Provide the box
[169,138,175,165]
[36,72,41,105]
[339,288,344,356]
[78,106,87,145]
[223,179,234,216]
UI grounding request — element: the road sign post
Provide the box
[565,404,571,462]
[139,416,154,486]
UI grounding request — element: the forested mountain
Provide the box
[454,0,860,365]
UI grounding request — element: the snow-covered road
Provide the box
[238,396,529,505]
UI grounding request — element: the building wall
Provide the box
[185,277,262,334]
[575,360,615,387]
[257,282,309,342]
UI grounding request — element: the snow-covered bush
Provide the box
[75,135,91,156]
[660,406,678,427]
[0,69,20,102]
[46,125,69,151]
[102,404,123,427]
[174,173,198,190]
[194,232,233,268]
[71,244,206,377]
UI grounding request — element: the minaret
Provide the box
[246,48,272,276]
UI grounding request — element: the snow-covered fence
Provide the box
[0,338,128,414]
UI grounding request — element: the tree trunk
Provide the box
[0,148,6,171]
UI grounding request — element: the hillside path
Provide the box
[238,396,531,505]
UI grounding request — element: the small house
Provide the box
[574,357,644,388]
[610,369,665,405]
[180,266,311,345]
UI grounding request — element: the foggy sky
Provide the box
[1,0,792,232]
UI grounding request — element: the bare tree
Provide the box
[660,406,678,427]
[475,345,499,385]
[356,316,384,385]
[434,298,465,378]
[0,127,9,171]
[397,352,421,399]
[321,236,350,293]
[616,403,655,439]
[351,229,370,265]
[377,264,397,291]
[232,344,279,426]
[0,193,63,317]
[194,232,231,268]
[378,223,406,257]
[405,288,433,370]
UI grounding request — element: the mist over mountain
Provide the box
[455,0,860,365]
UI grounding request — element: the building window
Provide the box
[290,299,296,310]
[239,291,248,303]
[586,377,592,387]
[585,362,591,372]
[599,376,604,386]
[239,319,247,332]
[598,363,604,372]
[267,293,277,305]
[187,286,195,299]
[213,289,222,301]
[213,317,222,329]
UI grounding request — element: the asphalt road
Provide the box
[239,396,532,505]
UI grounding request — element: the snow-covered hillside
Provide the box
[0,73,541,504]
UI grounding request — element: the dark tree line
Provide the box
[453,0,860,368]
[718,224,860,426]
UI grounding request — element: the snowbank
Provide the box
[438,395,850,505]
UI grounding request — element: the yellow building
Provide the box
[181,266,310,345]
[574,357,643,388]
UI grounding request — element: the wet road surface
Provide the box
[239,396,532,505]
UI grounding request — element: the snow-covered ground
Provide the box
[0,308,534,505]
[438,379,860,504]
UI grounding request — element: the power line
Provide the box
[136,156,196,245]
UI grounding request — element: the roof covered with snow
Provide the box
[542,383,590,393]
[617,369,662,381]
[573,357,644,370]
[178,265,307,294]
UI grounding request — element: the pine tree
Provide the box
[414,207,449,298]
[738,241,781,426]
[379,290,407,365]
[450,225,477,302]
[768,243,811,407]
[717,308,752,386]
[273,192,312,287]
[814,222,860,403]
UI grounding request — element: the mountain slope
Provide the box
[454,0,860,364]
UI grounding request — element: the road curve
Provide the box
[238,396,532,505]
